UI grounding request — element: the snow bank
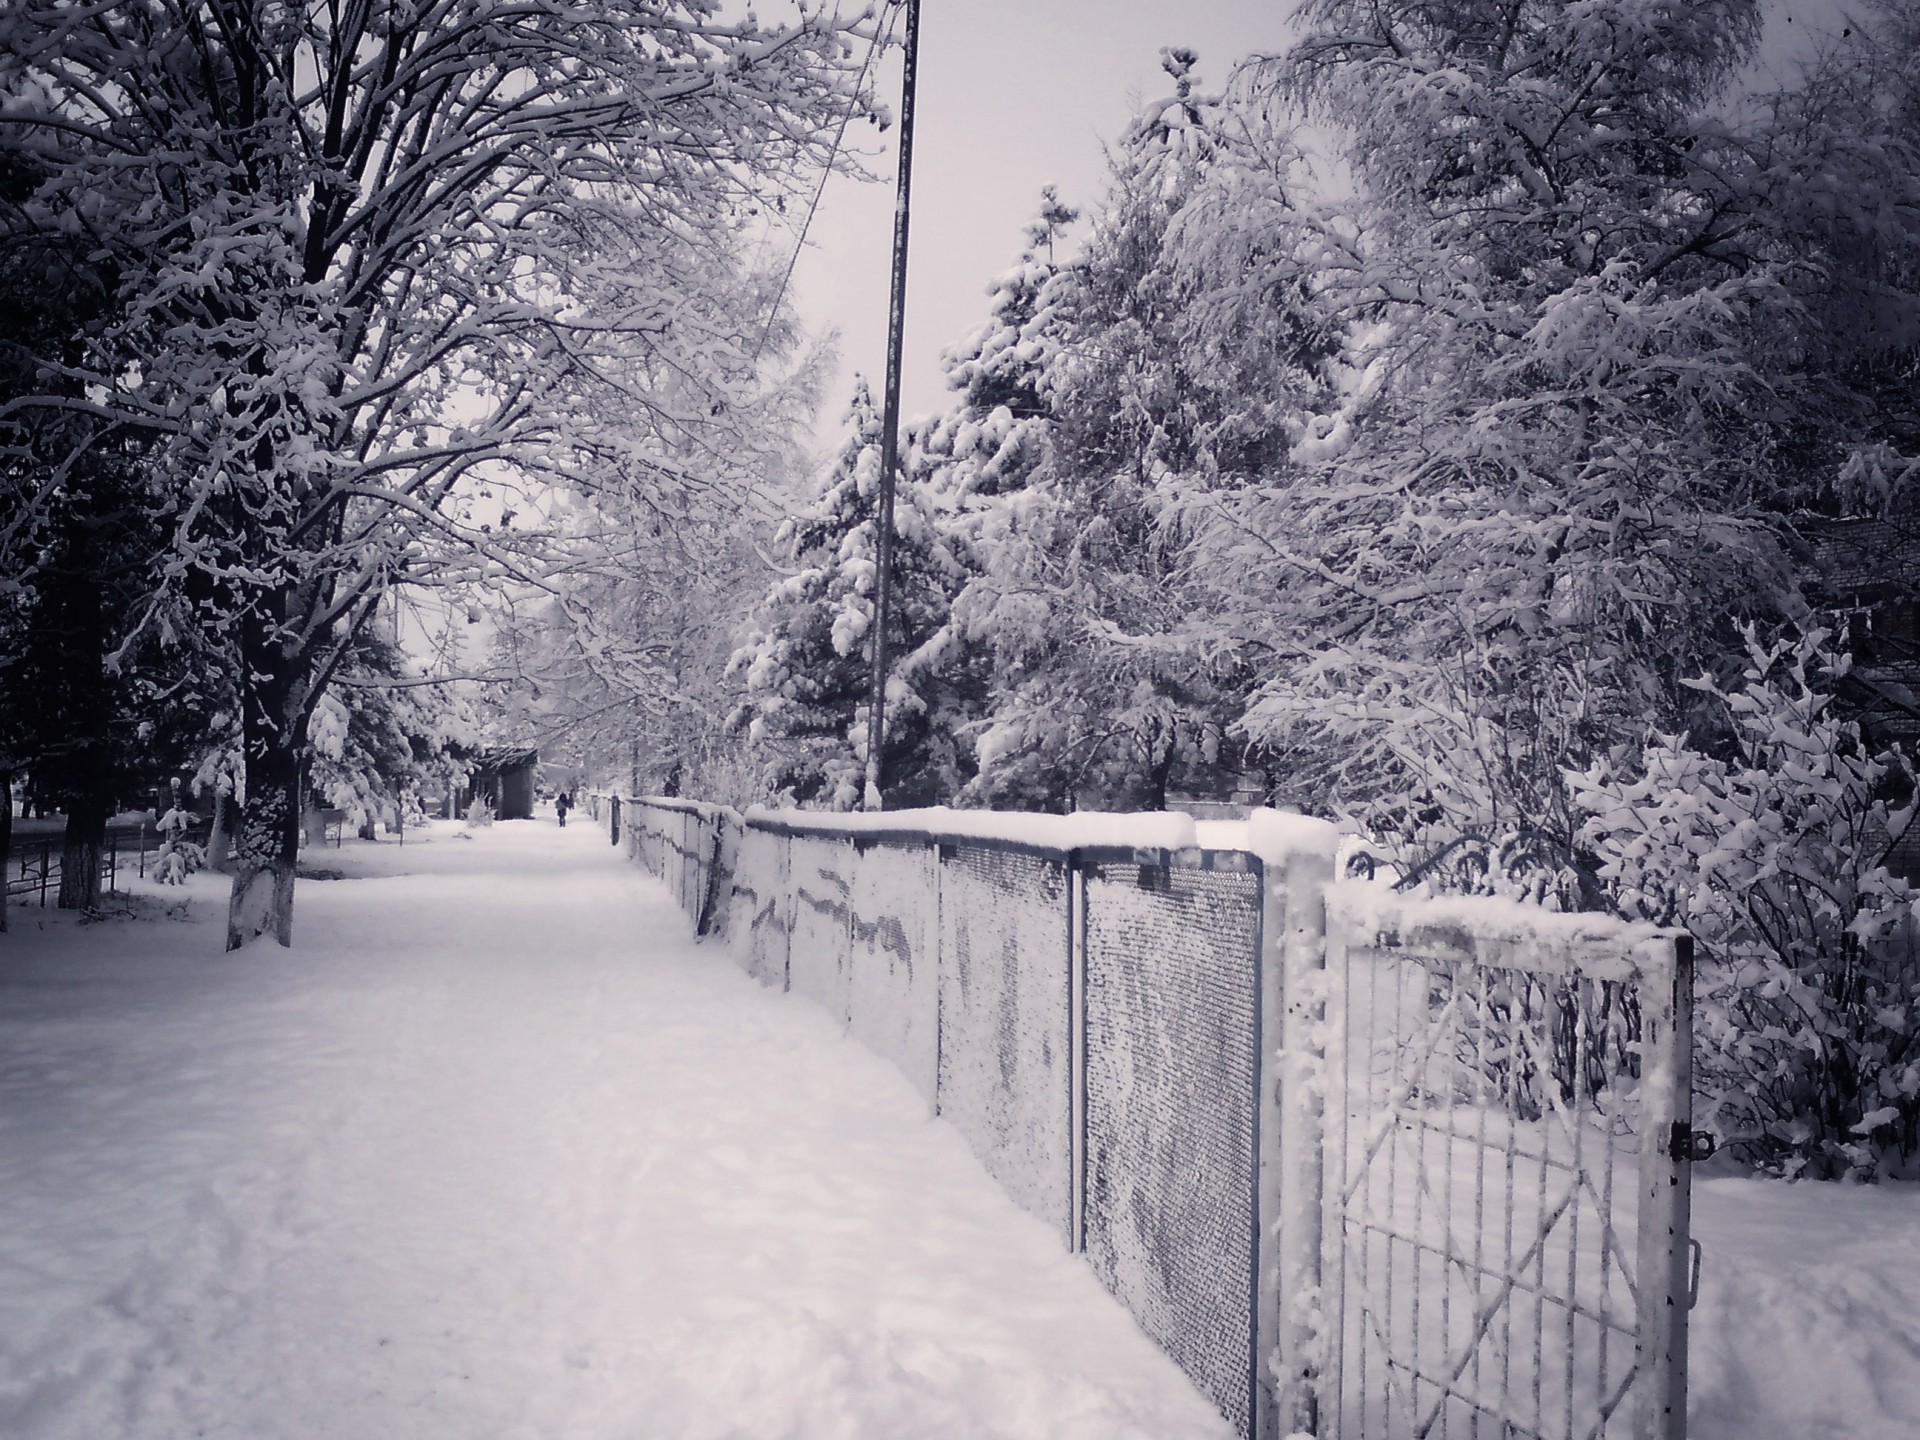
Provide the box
[1689,1176,1920,1440]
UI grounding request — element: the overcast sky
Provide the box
[778,0,1299,447]
[778,0,1845,454]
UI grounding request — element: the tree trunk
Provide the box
[56,739,111,910]
[207,791,233,874]
[302,801,328,850]
[0,768,11,933]
[227,609,304,950]
[228,744,299,948]
[57,783,109,910]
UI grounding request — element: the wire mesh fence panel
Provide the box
[691,812,713,920]
[1081,858,1265,1439]
[633,803,681,892]
[787,832,855,1025]
[633,814,656,879]
[682,810,706,919]
[648,804,675,892]
[667,809,688,905]
[678,812,698,911]
[1322,886,1688,1440]
[637,807,665,880]
[847,840,941,1106]
[697,813,740,939]
[936,843,1073,1244]
[730,826,790,989]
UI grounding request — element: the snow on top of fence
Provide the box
[1244,809,1340,865]
[735,804,1199,853]
[1328,875,1677,980]
[628,796,1350,864]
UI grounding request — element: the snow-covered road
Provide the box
[0,820,1233,1440]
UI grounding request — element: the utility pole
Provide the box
[863,0,920,812]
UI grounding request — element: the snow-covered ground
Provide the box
[0,820,1230,1440]
[1,818,1916,1440]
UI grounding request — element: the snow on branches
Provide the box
[1573,630,1920,1179]
[0,0,872,943]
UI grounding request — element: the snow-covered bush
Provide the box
[465,798,495,829]
[151,805,206,886]
[1571,631,1920,1179]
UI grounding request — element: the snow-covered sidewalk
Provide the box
[4,819,1920,1440]
[0,820,1232,1440]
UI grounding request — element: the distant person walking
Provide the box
[555,792,571,828]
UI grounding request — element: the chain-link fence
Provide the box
[601,796,1696,1440]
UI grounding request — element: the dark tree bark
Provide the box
[0,768,12,932]
[226,602,305,950]
[56,775,108,910]
[50,535,112,911]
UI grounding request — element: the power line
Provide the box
[749,0,901,364]
[862,0,919,812]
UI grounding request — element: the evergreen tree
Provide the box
[729,379,968,809]
[937,55,1318,811]
[307,629,469,838]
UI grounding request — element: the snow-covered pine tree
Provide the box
[729,379,968,809]
[307,631,469,842]
[944,53,1315,811]
[912,192,1076,810]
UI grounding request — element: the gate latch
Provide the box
[1669,1124,1717,1163]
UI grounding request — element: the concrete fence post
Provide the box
[1251,811,1338,1440]
[1636,933,1696,1440]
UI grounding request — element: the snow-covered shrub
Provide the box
[152,806,206,886]
[1571,631,1920,1179]
[152,842,207,885]
[465,798,495,829]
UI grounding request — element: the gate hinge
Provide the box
[1669,1123,1716,1163]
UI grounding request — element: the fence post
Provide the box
[1068,850,1087,1256]
[1252,814,1338,1440]
[780,831,794,992]
[609,794,621,848]
[1636,933,1695,1440]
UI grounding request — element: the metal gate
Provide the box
[1318,888,1694,1440]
